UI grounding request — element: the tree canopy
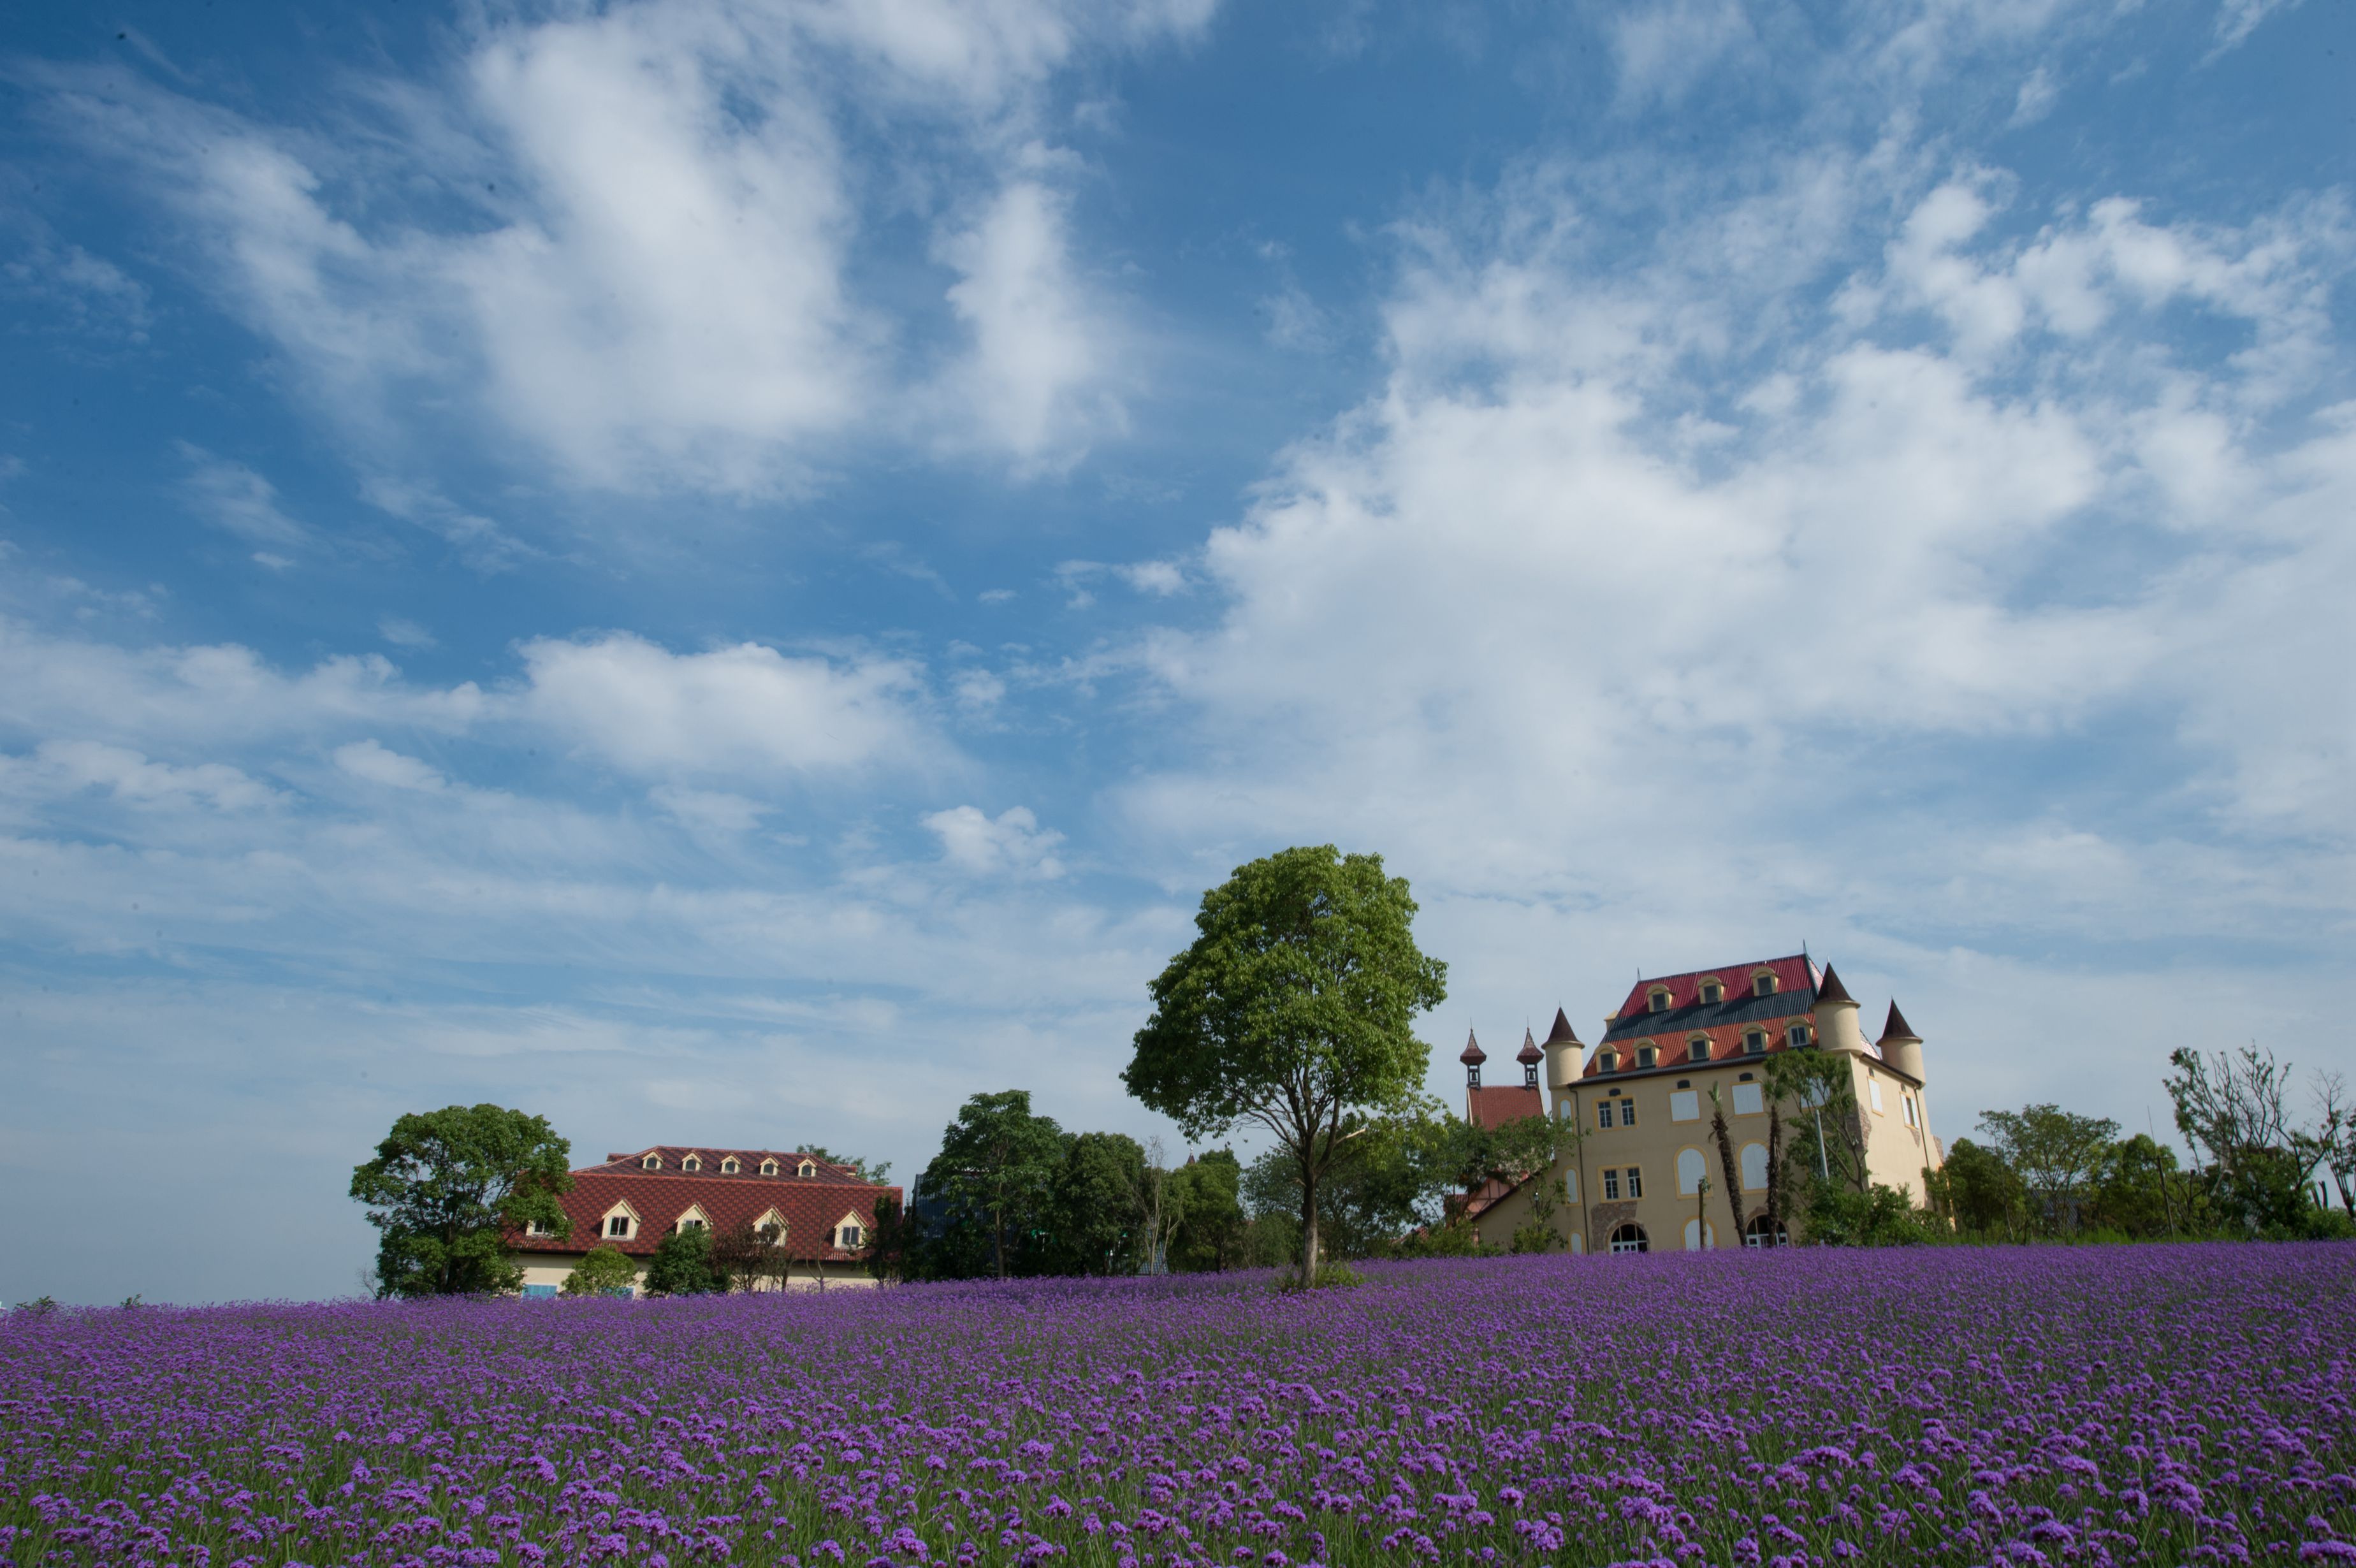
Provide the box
[348,1104,572,1298]
[917,1090,1066,1278]
[1124,845,1446,1277]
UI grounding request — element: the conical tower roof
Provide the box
[1544,1006,1583,1046]
[1878,1000,1919,1042]
[1458,1027,1487,1065]
[1814,963,1856,1005]
[1517,1027,1543,1065]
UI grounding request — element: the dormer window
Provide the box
[601,1205,639,1240]
[1745,1029,1766,1055]
[525,1217,556,1237]
[836,1223,864,1249]
[1787,1022,1811,1048]
[797,1160,817,1179]
[1647,987,1672,1013]
[1636,1045,1657,1069]
[1753,973,1778,997]
[759,1159,779,1175]
[1600,1048,1620,1073]
[607,1216,630,1237]
[720,1157,739,1175]
[677,1217,704,1232]
[681,1156,701,1172]
[1688,1038,1710,1063]
[1699,980,1722,1005]
[642,1155,662,1171]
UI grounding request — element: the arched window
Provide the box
[1740,1142,1768,1191]
[1688,1038,1711,1063]
[1608,1224,1649,1254]
[1682,1218,1715,1251]
[1647,987,1672,1013]
[1786,1023,1810,1048]
[1675,1147,1707,1194]
[1743,1214,1790,1249]
[1599,1047,1620,1073]
[1699,979,1723,1005]
[1636,1044,1657,1069]
[1753,972,1778,997]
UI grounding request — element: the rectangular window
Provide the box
[607,1217,629,1237]
[1603,1168,1621,1200]
[1618,1100,1638,1127]
[1902,1095,1918,1128]
[1625,1168,1644,1199]
[1732,1083,1763,1115]
[521,1284,558,1300]
[1868,1079,1885,1114]
[1597,1101,1614,1131]
[1669,1091,1700,1122]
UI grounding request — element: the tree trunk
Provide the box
[1711,1103,1743,1250]
[1298,1170,1320,1280]
[1764,1106,1785,1246]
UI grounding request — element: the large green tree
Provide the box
[1977,1103,2120,1236]
[349,1104,572,1298]
[1043,1131,1147,1275]
[1124,846,1448,1279]
[917,1090,1066,1279]
[1168,1151,1247,1272]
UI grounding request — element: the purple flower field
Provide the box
[5,1246,2353,1568]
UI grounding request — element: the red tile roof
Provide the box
[1467,1084,1543,1128]
[1591,954,1825,1080]
[1609,954,1819,1021]
[511,1147,899,1265]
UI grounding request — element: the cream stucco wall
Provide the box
[507,1252,883,1296]
[1467,1047,1943,1251]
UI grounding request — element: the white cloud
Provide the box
[2212,0,2304,52]
[924,803,1066,878]
[515,632,935,780]
[649,785,769,833]
[40,0,1211,497]
[376,616,436,650]
[332,739,447,792]
[176,443,311,550]
[0,739,280,813]
[1610,0,1757,110]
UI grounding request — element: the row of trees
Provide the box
[1928,1047,2355,1243]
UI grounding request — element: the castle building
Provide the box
[1465,955,1942,1252]
[505,1146,898,1295]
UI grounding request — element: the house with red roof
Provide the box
[506,1146,900,1296]
[1463,955,1943,1254]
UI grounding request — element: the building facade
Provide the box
[505,1145,899,1295]
[1467,955,1943,1252]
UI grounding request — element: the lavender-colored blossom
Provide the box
[2,1246,2352,1566]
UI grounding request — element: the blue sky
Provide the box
[3,0,2351,1302]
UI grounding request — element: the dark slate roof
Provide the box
[1879,1001,1919,1042]
[1545,1007,1582,1046]
[1815,964,1856,1005]
[1516,1027,1543,1065]
[1601,954,1819,1045]
[1459,1028,1487,1065]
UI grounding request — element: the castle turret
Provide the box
[1516,1027,1543,1089]
[1811,964,1867,1055]
[1877,1000,1924,1081]
[1460,1028,1487,1090]
[1540,1007,1585,1117]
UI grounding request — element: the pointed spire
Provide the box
[1517,1027,1543,1065]
[1879,1000,1919,1043]
[1814,964,1856,1005]
[1544,1006,1583,1046]
[1458,1027,1487,1065]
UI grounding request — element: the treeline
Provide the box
[870,1090,1565,1280]
[1924,1046,2354,1244]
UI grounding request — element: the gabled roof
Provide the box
[1516,1027,1543,1065]
[1466,1084,1543,1129]
[1459,1028,1487,1066]
[585,1147,870,1184]
[513,1163,901,1263]
[1879,1001,1919,1043]
[1544,1007,1582,1047]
